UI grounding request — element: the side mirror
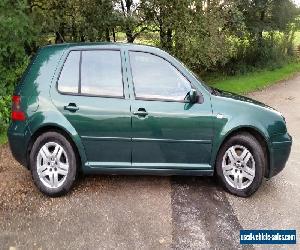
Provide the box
[185,89,198,103]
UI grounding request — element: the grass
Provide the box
[208,61,300,94]
[0,131,7,145]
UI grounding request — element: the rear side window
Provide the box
[58,51,80,93]
[81,51,123,97]
[57,50,123,97]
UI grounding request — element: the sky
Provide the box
[294,0,300,6]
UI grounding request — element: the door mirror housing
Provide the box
[185,89,198,103]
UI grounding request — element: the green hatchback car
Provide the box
[8,43,292,197]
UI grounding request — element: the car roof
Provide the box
[42,42,163,54]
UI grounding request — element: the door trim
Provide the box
[80,136,131,142]
[80,136,211,144]
[133,137,211,144]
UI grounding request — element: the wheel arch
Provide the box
[213,126,270,177]
[26,124,84,171]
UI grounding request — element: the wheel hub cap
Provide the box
[222,145,256,190]
[36,142,69,189]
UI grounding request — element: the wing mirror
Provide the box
[185,89,198,104]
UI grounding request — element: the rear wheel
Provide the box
[216,132,265,197]
[30,131,77,196]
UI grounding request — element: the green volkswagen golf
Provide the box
[8,43,292,197]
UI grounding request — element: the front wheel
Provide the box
[216,132,265,197]
[30,131,77,197]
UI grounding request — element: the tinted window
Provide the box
[129,52,191,101]
[58,51,80,93]
[81,50,123,97]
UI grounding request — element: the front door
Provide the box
[52,49,131,167]
[128,51,214,170]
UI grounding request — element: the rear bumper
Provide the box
[7,122,31,168]
[267,133,292,178]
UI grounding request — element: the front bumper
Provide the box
[267,133,292,178]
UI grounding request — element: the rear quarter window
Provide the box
[57,51,80,93]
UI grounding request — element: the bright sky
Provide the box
[294,0,300,6]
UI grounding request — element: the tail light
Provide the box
[11,95,26,121]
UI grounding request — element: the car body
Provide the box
[7,43,292,196]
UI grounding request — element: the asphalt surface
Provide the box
[1,74,300,249]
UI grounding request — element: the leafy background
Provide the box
[0,0,300,135]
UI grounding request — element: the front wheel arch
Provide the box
[214,127,270,177]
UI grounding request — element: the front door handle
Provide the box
[64,103,79,112]
[133,108,148,117]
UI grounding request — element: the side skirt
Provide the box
[83,162,214,176]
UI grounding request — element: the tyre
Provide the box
[215,132,265,197]
[30,131,77,197]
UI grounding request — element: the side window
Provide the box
[58,51,80,93]
[81,50,123,97]
[129,51,191,101]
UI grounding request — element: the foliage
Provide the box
[0,0,300,133]
[0,132,7,145]
[0,0,33,132]
[225,0,300,74]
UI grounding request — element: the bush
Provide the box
[0,95,10,133]
[0,57,30,132]
[217,32,296,76]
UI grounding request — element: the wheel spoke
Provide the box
[241,169,254,181]
[40,145,51,160]
[57,168,68,176]
[37,164,48,174]
[40,169,50,177]
[53,172,59,187]
[224,169,235,176]
[243,165,255,177]
[48,171,54,186]
[234,173,243,189]
[53,145,63,160]
[223,164,233,171]
[242,151,251,164]
[58,162,68,171]
[228,147,238,163]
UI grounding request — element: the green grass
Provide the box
[0,132,7,145]
[208,61,300,94]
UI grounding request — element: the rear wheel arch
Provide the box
[215,127,270,177]
[27,125,82,171]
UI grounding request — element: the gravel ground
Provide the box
[0,74,300,249]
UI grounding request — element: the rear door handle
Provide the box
[133,108,148,117]
[64,103,79,112]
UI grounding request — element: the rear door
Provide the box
[51,48,132,167]
[128,51,214,170]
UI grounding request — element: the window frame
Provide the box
[128,50,199,103]
[56,49,125,99]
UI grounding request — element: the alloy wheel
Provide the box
[222,145,255,190]
[36,142,69,189]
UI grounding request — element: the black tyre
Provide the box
[215,132,265,197]
[30,131,77,197]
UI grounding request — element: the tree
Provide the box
[0,0,34,130]
[233,0,299,68]
[117,0,148,42]
[141,0,174,50]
